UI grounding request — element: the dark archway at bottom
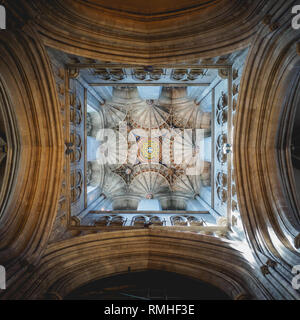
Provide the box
[65,270,231,300]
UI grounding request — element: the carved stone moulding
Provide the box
[133,68,163,81]
[216,171,227,188]
[171,68,206,81]
[216,133,228,164]
[94,68,125,81]
[217,187,228,204]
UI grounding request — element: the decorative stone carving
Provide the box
[71,186,82,203]
[133,67,163,81]
[218,68,229,79]
[69,93,82,127]
[71,149,82,164]
[94,68,125,81]
[171,216,187,226]
[133,215,146,227]
[70,92,76,106]
[232,215,238,227]
[217,217,227,226]
[260,265,270,276]
[65,142,74,155]
[232,98,237,111]
[171,69,187,81]
[171,68,206,81]
[216,92,228,126]
[187,216,204,226]
[94,216,111,227]
[217,92,228,108]
[71,170,83,203]
[217,107,227,126]
[149,216,163,226]
[70,216,81,226]
[216,56,229,64]
[110,69,126,81]
[188,69,206,80]
[233,83,239,96]
[216,171,227,188]
[232,200,239,212]
[69,133,82,163]
[68,217,81,237]
[217,187,227,204]
[94,68,110,80]
[266,259,277,269]
[58,83,64,95]
[233,69,239,80]
[216,133,228,164]
[57,198,66,213]
[110,216,125,226]
[60,180,66,195]
[70,106,82,126]
[68,68,79,79]
[57,68,65,80]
